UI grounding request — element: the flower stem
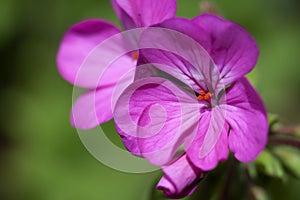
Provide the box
[218,157,236,200]
[243,165,255,200]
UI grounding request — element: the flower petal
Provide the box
[222,77,268,162]
[157,154,203,199]
[186,109,229,171]
[192,14,259,85]
[71,68,134,129]
[114,77,201,165]
[57,19,126,88]
[71,86,114,129]
[114,0,177,29]
[138,18,220,92]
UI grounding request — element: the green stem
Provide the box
[218,158,236,200]
[243,166,255,200]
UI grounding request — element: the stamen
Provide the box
[199,90,206,96]
[197,95,204,101]
[132,51,139,61]
[197,90,211,101]
[204,92,211,100]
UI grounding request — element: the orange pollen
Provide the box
[132,51,139,61]
[197,95,204,101]
[197,91,211,101]
[199,90,206,96]
[204,92,211,100]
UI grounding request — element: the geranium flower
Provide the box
[157,154,203,199]
[113,14,268,197]
[56,0,177,129]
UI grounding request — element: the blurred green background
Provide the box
[1,0,300,199]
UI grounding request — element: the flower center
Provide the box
[132,51,139,61]
[197,90,211,101]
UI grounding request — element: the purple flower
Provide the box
[114,14,268,197]
[112,0,177,29]
[157,154,203,199]
[56,0,177,129]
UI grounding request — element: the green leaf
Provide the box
[253,149,285,180]
[267,113,279,130]
[273,146,300,178]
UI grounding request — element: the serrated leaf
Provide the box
[273,146,300,178]
[254,149,285,180]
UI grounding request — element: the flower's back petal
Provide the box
[222,77,268,162]
[192,14,259,85]
[71,64,134,129]
[114,77,201,165]
[157,155,203,199]
[111,0,135,29]
[138,18,221,92]
[57,19,130,88]
[111,0,122,20]
[114,0,177,29]
[186,110,229,171]
[71,86,114,129]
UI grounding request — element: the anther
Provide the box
[199,90,206,96]
[132,51,139,61]
[204,92,211,100]
[197,95,204,100]
[197,91,211,101]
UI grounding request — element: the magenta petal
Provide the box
[186,110,229,171]
[115,0,177,29]
[114,77,201,165]
[57,19,121,87]
[71,86,114,129]
[157,155,203,199]
[111,0,135,29]
[71,64,134,129]
[138,18,218,92]
[111,0,122,20]
[222,77,268,162]
[192,14,259,85]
